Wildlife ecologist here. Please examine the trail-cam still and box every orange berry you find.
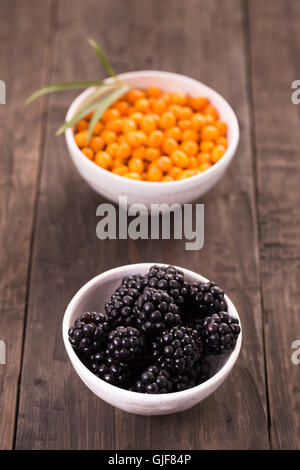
[76,119,88,132]
[162,137,178,155]
[171,149,189,168]
[122,118,136,134]
[94,151,112,169]
[204,104,219,119]
[171,91,187,106]
[147,86,161,98]
[147,164,163,182]
[89,136,104,152]
[215,120,228,136]
[81,147,94,160]
[217,136,228,147]
[101,130,117,145]
[145,148,160,162]
[162,175,174,182]
[118,135,127,144]
[200,141,214,152]
[102,108,120,122]
[178,120,191,131]
[178,169,198,179]
[136,131,147,145]
[92,122,103,135]
[191,113,206,130]
[157,156,172,172]
[178,106,192,120]
[85,111,94,120]
[168,104,182,118]
[187,156,198,169]
[133,147,145,160]
[140,115,157,134]
[125,131,143,148]
[135,98,149,113]
[115,100,130,115]
[112,165,128,176]
[182,129,198,142]
[181,140,198,156]
[124,171,142,180]
[74,131,88,148]
[152,99,167,115]
[165,126,181,141]
[127,89,145,104]
[205,114,215,125]
[197,152,211,165]
[211,145,226,163]
[160,111,176,129]
[128,157,144,173]
[148,130,164,147]
[106,142,119,158]
[190,96,208,111]
[169,167,182,180]
[199,162,212,172]
[106,118,123,133]
[130,112,143,125]
[201,125,219,141]
[117,142,132,160]
[161,92,172,104]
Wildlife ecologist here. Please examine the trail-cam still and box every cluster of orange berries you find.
[74,87,228,182]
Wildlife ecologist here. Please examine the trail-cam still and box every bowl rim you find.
[65,70,239,188]
[62,263,242,401]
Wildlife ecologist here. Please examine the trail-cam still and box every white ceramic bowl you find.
[65,71,239,208]
[62,263,242,416]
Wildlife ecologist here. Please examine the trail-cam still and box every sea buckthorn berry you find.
[125,131,142,148]
[112,165,128,176]
[101,130,117,145]
[201,125,219,141]
[145,148,160,162]
[169,166,182,180]
[178,169,198,179]
[89,136,104,152]
[74,131,88,148]
[76,119,88,132]
[217,136,228,147]
[136,131,147,145]
[165,126,181,141]
[157,156,172,172]
[182,129,198,142]
[148,130,164,147]
[130,112,143,125]
[147,164,163,182]
[102,108,120,122]
[178,120,191,131]
[199,162,212,172]
[181,140,198,156]
[127,89,145,104]
[168,104,182,118]
[81,147,94,160]
[191,113,206,130]
[190,96,208,111]
[106,142,119,158]
[197,152,211,165]
[204,104,219,119]
[187,156,198,169]
[140,115,157,134]
[171,149,189,168]
[122,118,136,134]
[124,171,142,180]
[135,98,149,113]
[118,135,127,144]
[215,120,228,136]
[128,157,144,174]
[171,91,187,106]
[85,111,94,120]
[205,114,215,125]
[161,92,172,104]
[178,106,193,120]
[152,99,167,115]
[132,147,145,160]
[162,137,178,155]
[117,142,132,160]
[115,100,130,115]
[92,122,103,135]
[160,112,176,129]
[200,141,214,152]
[147,86,161,98]
[94,151,112,169]
[162,175,174,182]
[211,145,226,163]
[106,118,123,133]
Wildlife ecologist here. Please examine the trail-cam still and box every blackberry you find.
[133,288,181,335]
[132,365,173,394]
[106,326,145,365]
[173,359,210,391]
[68,311,110,358]
[90,360,131,388]
[188,281,227,319]
[121,274,146,293]
[144,265,188,309]
[105,285,140,327]
[198,311,241,355]
[151,326,201,373]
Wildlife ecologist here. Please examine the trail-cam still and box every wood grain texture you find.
[13,0,270,450]
[248,0,300,449]
[0,0,54,450]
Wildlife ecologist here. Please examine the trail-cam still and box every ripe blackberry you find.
[106,326,145,365]
[133,288,181,335]
[105,285,140,327]
[144,265,188,309]
[132,365,173,394]
[173,359,210,391]
[121,274,146,293]
[90,360,131,388]
[188,281,227,318]
[68,311,110,358]
[151,326,201,373]
[198,311,241,355]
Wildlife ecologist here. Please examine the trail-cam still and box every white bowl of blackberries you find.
[63,263,242,415]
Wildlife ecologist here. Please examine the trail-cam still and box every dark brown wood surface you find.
[0,0,299,450]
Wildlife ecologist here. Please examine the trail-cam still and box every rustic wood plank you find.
[15,0,269,449]
[248,0,300,450]
[0,0,55,450]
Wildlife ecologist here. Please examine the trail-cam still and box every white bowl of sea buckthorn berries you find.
[65,71,239,207]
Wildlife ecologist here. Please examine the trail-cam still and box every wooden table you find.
[0,0,299,450]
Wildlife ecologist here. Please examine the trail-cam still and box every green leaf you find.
[88,38,117,79]
[25,80,108,104]
[87,86,129,142]
[55,84,119,135]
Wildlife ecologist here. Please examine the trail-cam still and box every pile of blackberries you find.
[68,265,241,394]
